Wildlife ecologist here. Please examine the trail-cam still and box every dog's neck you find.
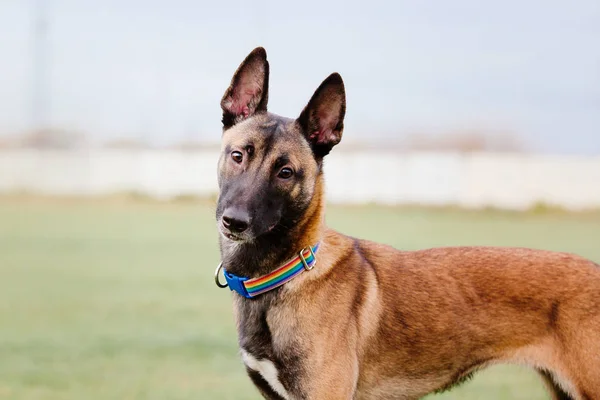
[219,176,325,279]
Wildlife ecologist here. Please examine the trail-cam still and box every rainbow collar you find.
[216,243,320,299]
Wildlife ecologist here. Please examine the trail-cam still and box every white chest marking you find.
[241,349,292,400]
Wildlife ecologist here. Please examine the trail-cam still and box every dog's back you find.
[352,243,600,398]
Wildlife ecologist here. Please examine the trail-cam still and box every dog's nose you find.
[222,209,250,233]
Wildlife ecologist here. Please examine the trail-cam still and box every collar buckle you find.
[299,246,317,271]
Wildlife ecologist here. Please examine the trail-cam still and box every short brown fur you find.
[216,48,600,400]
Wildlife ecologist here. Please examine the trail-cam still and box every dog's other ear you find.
[221,47,269,129]
[297,73,346,158]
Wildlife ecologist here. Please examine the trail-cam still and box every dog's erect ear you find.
[297,73,346,158]
[221,47,269,129]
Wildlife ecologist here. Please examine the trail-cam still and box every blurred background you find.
[1,1,599,399]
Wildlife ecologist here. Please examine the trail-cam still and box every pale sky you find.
[0,0,599,154]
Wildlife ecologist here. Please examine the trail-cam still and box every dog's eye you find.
[278,167,294,179]
[231,151,243,163]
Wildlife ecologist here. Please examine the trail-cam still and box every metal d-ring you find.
[299,246,316,271]
[214,262,228,288]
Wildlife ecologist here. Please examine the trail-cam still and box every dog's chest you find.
[241,349,292,399]
[236,298,304,399]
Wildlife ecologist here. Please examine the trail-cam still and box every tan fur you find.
[246,174,600,399]
[218,47,600,400]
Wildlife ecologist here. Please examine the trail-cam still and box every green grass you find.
[1,199,599,400]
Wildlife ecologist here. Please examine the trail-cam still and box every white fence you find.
[1,149,599,210]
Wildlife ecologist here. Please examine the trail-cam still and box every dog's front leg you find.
[301,352,359,400]
[305,384,356,400]
[247,362,357,400]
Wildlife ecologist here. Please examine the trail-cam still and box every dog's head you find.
[216,47,346,243]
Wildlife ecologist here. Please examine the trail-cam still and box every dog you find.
[214,47,600,400]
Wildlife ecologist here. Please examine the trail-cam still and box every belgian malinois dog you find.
[214,47,600,400]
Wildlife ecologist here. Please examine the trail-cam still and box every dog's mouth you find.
[219,227,246,242]
[224,231,243,241]
[218,222,279,243]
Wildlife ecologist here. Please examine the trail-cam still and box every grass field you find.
[1,198,599,400]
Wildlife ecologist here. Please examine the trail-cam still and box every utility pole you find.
[32,0,50,132]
